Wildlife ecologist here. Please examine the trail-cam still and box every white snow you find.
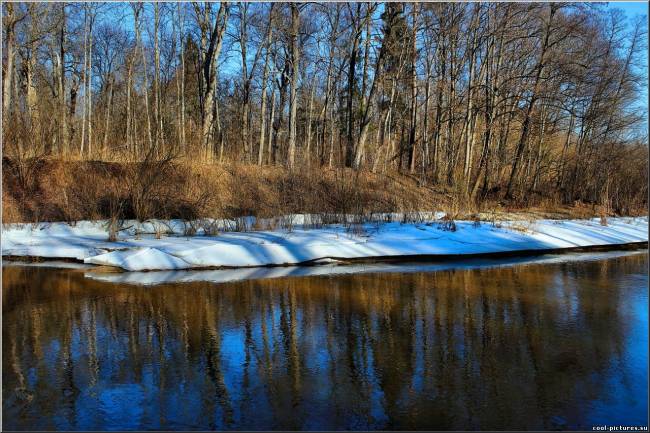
[84,247,191,271]
[80,250,647,286]
[2,216,647,272]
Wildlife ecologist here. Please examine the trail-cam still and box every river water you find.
[2,251,648,430]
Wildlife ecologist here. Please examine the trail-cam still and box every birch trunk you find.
[102,76,114,156]
[407,4,418,173]
[133,4,153,152]
[268,88,276,165]
[257,5,274,165]
[80,8,88,155]
[286,4,300,169]
[2,4,16,125]
[178,4,186,150]
[87,23,93,157]
[305,82,315,167]
[154,3,162,150]
[201,3,229,156]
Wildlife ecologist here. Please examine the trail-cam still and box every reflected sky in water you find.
[3,252,648,430]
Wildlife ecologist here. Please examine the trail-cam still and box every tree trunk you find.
[272,61,288,165]
[422,67,431,172]
[258,82,269,165]
[257,5,274,166]
[102,76,114,156]
[87,22,93,157]
[239,2,250,161]
[305,82,315,167]
[58,4,68,154]
[286,4,300,169]
[407,4,418,173]
[463,7,479,183]
[505,5,556,198]
[26,47,39,140]
[268,87,276,165]
[80,7,88,155]
[432,33,445,182]
[133,4,153,152]
[345,3,362,167]
[352,3,397,169]
[126,58,133,154]
[2,4,18,127]
[178,4,186,150]
[201,3,229,157]
[154,3,162,150]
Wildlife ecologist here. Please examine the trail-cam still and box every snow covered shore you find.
[2,216,647,272]
[78,250,647,286]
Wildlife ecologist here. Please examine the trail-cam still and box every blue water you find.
[3,251,648,430]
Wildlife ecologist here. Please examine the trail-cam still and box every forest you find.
[2,2,648,224]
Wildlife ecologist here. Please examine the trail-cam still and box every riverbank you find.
[5,159,646,227]
[2,216,647,271]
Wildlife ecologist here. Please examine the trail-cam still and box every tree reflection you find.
[3,253,648,430]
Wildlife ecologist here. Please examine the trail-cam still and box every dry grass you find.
[2,157,642,226]
[3,158,440,224]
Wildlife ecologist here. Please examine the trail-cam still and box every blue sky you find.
[611,1,649,18]
[608,2,649,119]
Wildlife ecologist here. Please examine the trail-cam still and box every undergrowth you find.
[3,158,642,231]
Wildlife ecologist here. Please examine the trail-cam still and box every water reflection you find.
[3,253,648,430]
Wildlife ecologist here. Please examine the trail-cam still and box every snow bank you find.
[84,247,191,271]
[2,216,647,271]
[81,250,647,286]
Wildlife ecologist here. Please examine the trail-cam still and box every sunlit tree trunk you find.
[286,4,300,169]
[200,2,229,158]
[257,4,274,166]
[154,2,162,151]
[132,3,153,152]
[407,4,419,173]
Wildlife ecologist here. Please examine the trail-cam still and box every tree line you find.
[2,2,648,208]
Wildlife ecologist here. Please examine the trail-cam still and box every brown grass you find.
[2,157,642,225]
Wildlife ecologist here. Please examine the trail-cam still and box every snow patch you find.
[84,247,191,271]
[2,216,647,272]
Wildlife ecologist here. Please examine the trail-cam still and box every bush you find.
[437,214,457,232]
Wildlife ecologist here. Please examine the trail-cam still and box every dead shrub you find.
[437,216,457,232]
[126,155,179,221]
[199,218,220,236]
[8,159,622,233]
[303,214,324,229]
[600,214,608,226]
[2,189,22,223]
[181,220,199,236]
[2,157,47,222]
[470,214,481,228]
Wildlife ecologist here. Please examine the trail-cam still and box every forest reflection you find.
[3,253,648,431]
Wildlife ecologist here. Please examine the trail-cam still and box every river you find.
[2,250,648,430]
